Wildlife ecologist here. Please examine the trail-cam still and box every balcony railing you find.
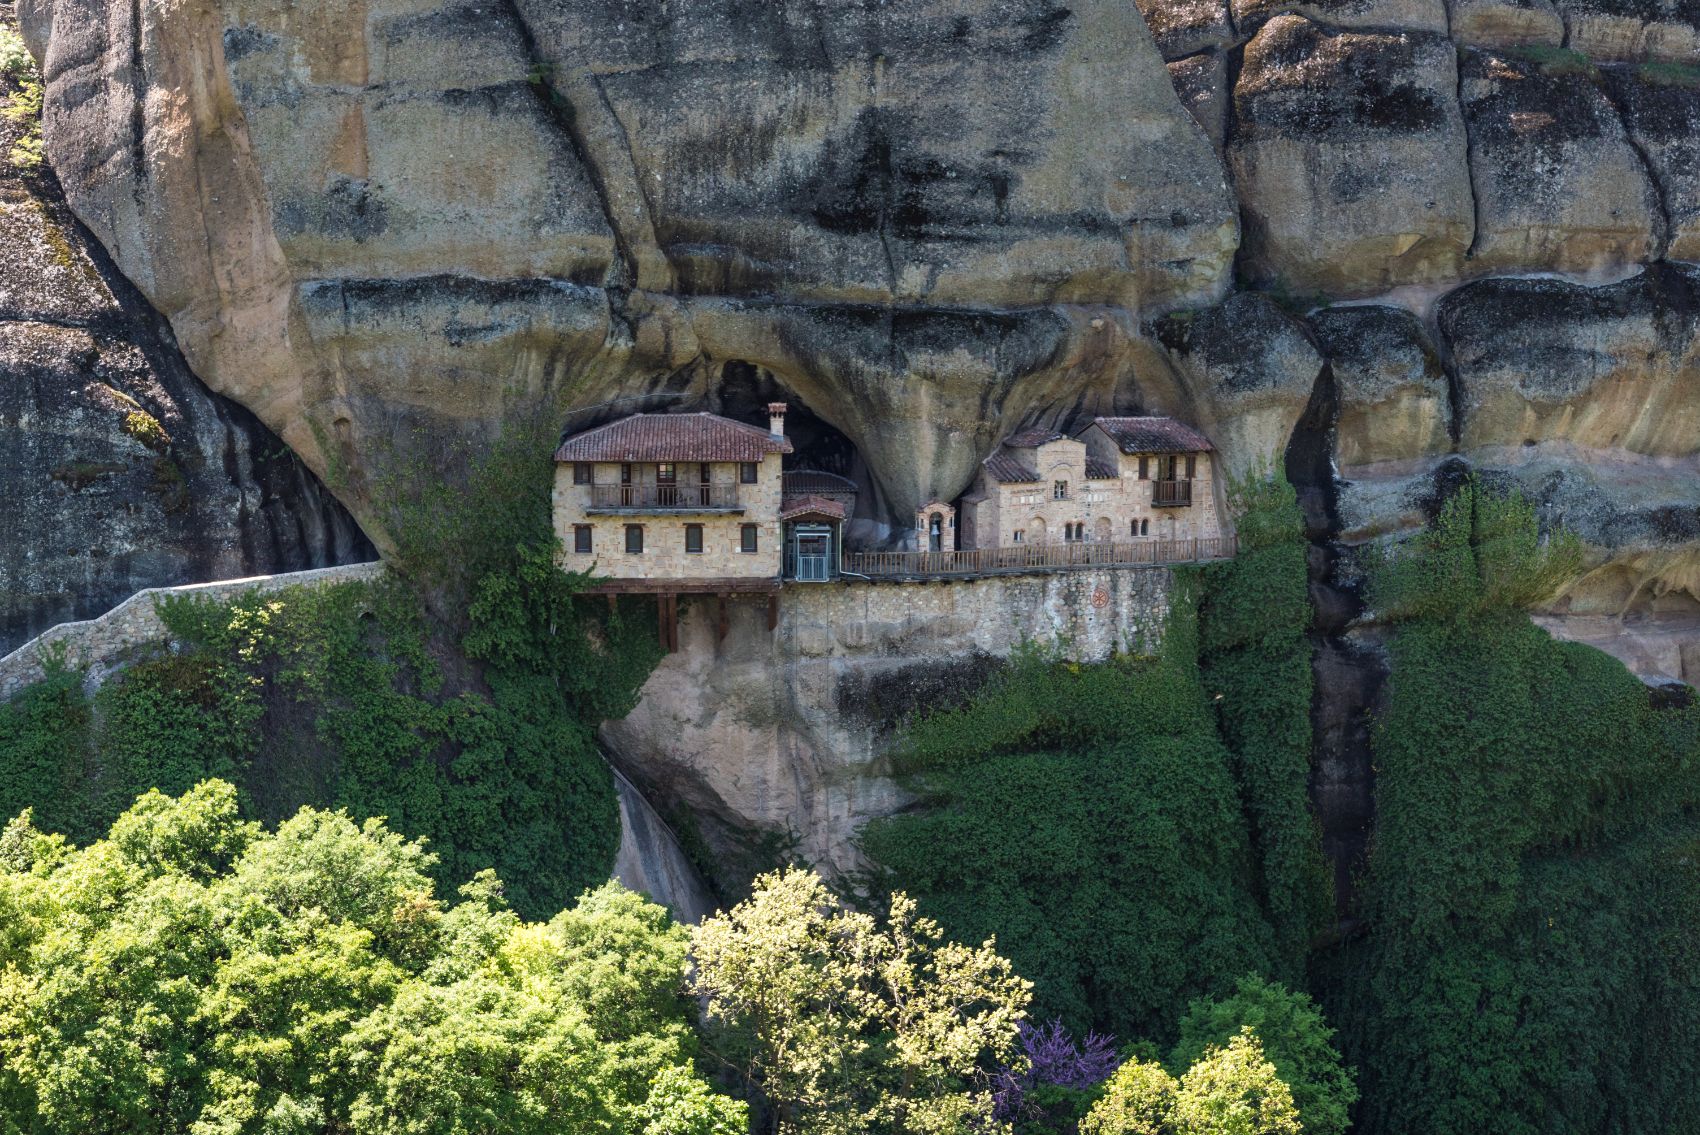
[587,483,742,511]
[1151,479,1193,507]
[846,536,1235,579]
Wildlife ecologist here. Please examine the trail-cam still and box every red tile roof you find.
[555,412,793,463]
[782,469,858,497]
[1005,427,1069,448]
[1089,417,1214,454]
[983,451,1041,484]
[1086,458,1119,481]
[780,495,847,521]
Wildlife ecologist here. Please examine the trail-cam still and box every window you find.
[685,524,703,554]
[656,462,676,485]
[1053,480,1069,500]
[624,524,643,554]
[1185,453,1197,479]
[620,463,633,485]
[574,524,593,553]
[698,463,712,484]
[573,463,592,485]
[1131,519,1139,538]
[740,524,759,554]
[1141,518,1150,536]
[739,462,759,484]
[1013,529,1025,543]
[1138,456,1149,480]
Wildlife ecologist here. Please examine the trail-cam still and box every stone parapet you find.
[0,561,386,701]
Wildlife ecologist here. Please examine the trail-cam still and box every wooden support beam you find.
[767,593,780,632]
[656,595,670,652]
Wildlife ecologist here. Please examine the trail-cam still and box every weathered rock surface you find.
[1448,0,1567,47]
[1461,50,1661,275]
[1556,0,1700,62]
[1168,52,1231,150]
[0,89,371,655]
[1137,0,1235,58]
[1231,17,1473,295]
[1311,305,1452,470]
[1232,0,1449,34]
[1152,292,1325,474]
[17,0,1239,528]
[602,565,1179,886]
[1609,69,1700,263]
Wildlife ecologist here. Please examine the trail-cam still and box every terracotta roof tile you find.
[782,470,858,497]
[555,412,793,463]
[1086,458,1119,480]
[780,495,847,521]
[1089,416,1214,454]
[1005,427,1069,448]
[983,451,1041,483]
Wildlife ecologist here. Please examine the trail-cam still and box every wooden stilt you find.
[767,593,780,632]
[657,595,670,652]
[606,594,617,614]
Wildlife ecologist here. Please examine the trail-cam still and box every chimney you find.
[767,402,788,439]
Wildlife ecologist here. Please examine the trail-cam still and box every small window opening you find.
[1053,480,1069,500]
[685,524,703,554]
[624,524,644,554]
[573,525,592,554]
[573,463,592,485]
[739,462,759,484]
[740,524,759,553]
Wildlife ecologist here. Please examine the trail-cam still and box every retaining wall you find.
[0,561,387,700]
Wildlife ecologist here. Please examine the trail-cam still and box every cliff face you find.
[13,0,1700,875]
[0,48,372,655]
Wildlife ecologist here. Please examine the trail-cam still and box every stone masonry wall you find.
[553,456,785,581]
[0,562,386,700]
[601,563,1178,885]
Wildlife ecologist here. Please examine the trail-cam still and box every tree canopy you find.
[0,781,745,1135]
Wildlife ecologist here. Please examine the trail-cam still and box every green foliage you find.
[0,25,43,172]
[1195,474,1331,976]
[1507,43,1597,77]
[1084,1030,1300,1135]
[1367,479,1582,623]
[691,865,1031,1135]
[0,782,741,1135]
[1323,485,1700,1135]
[1170,977,1355,1135]
[1,422,661,921]
[1639,59,1700,86]
[864,602,1278,1042]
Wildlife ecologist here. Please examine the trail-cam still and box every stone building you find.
[553,406,793,585]
[958,418,1222,549]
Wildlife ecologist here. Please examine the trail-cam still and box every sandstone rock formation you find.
[1232,17,1473,295]
[15,0,1700,870]
[17,0,1239,530]
[0,88,370,655]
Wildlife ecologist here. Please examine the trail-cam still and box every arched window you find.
[929,512,944,552]
[1141,518,1150,536]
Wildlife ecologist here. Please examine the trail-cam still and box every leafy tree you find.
[691,865,1031,1135]
[1169,977,1354,1135]
[862,613,1276,1041]
[1322,480,1700,1135]
[0,781,743,1134]
[1083,1031,1299,1135]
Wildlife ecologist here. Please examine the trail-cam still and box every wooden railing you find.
[1151,479,1193,507]
[846,536,1235,578]
[588,483,741,510]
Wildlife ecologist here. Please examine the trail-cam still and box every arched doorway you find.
[928,512,944,552]
[1029,517,1047,544]
[1094,517,1111,543]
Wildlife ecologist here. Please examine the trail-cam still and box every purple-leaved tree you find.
[993,1019,1123,1121]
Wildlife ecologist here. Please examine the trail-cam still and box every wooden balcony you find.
[845,536,1235,580]
[1151,479,1193,507]
[586,483,743,513]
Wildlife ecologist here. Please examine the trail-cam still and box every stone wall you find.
[0,561,386,700]
[601,563,1179,886]
[553,456,785,581]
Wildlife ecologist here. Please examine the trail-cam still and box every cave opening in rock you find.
[712,360,859,481]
